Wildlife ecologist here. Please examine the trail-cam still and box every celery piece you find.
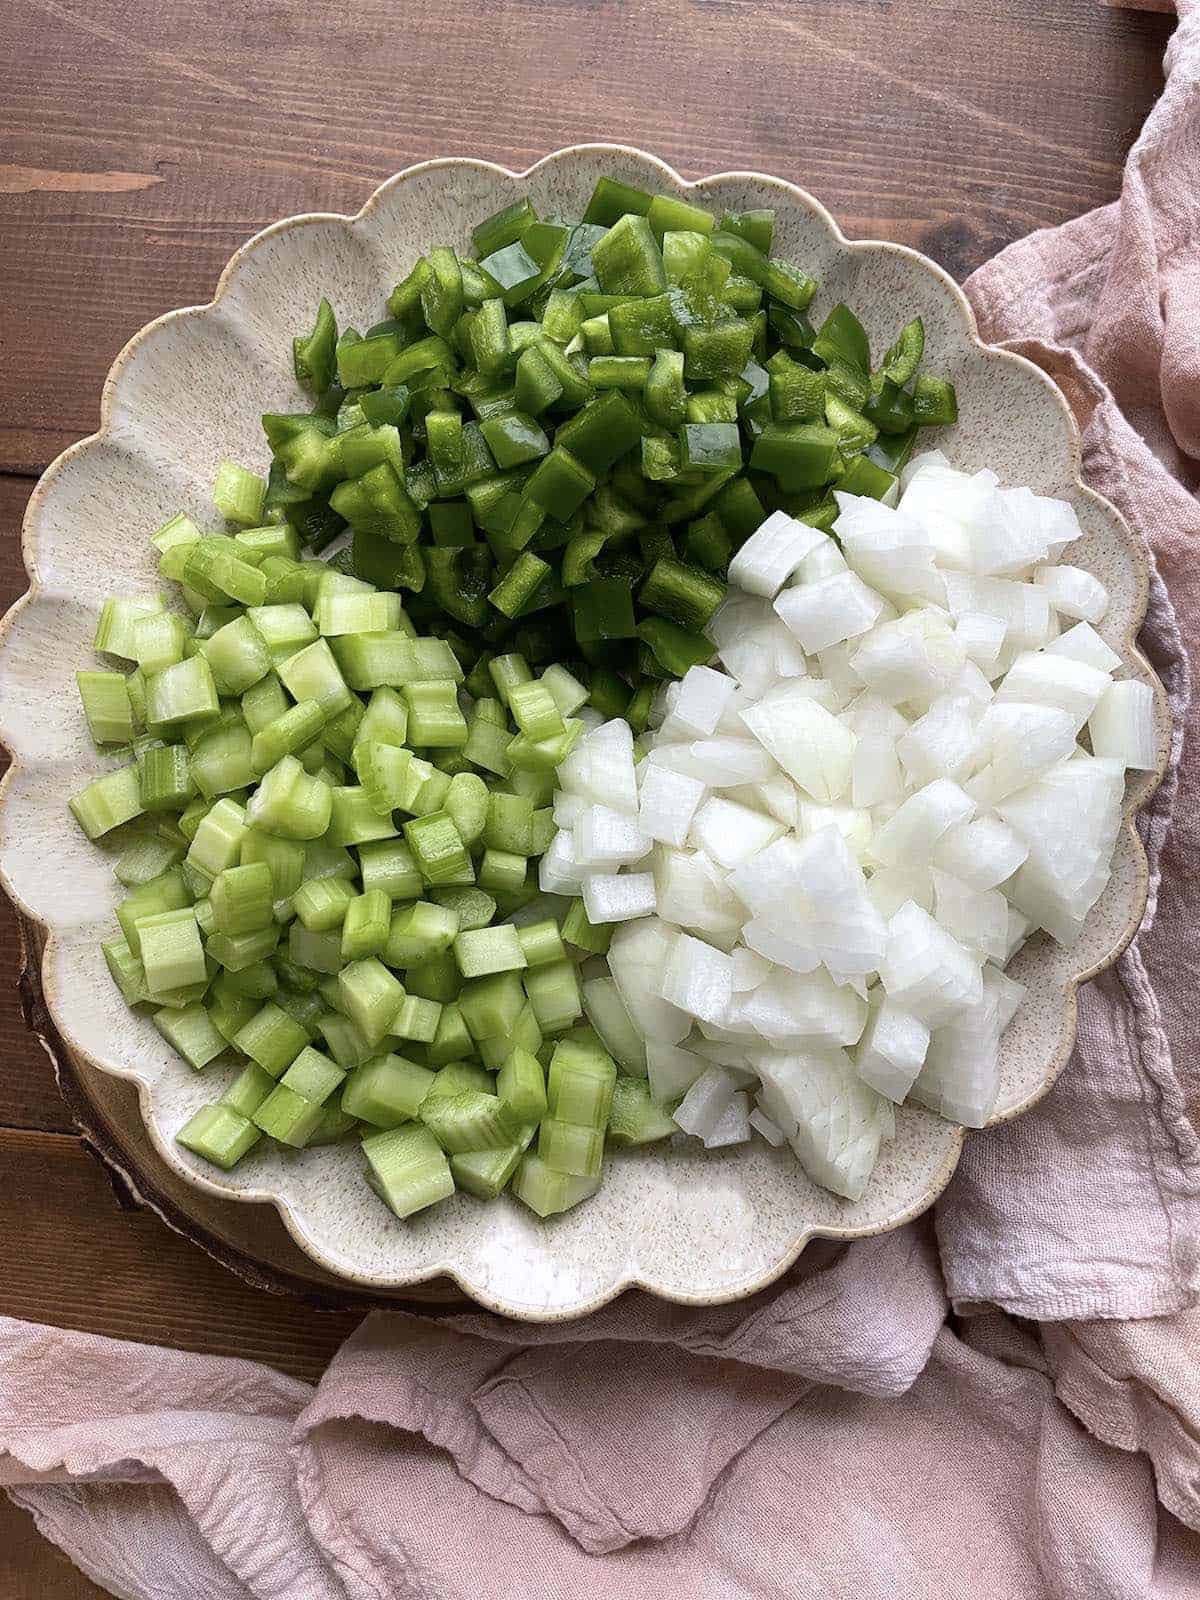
[426,1060,493,1098]
[326,784,400,847]
[116,867,189,956]
[70,764,144,839]
[427,1002,474,1066]
[390,994,442,1044]
[190,721,254,801]
[385,901,459,967]
[209,860,274,935]
[453,924,527,979]
[234,1001,310,1077]
[340,888,390,963]
[240,673,290,736]
[547,1035,616,1127]
[458,970,526,1042]
[94,595,167,661]
[451,1128,535,1201]
[539,664,588,717]
[359,838,423,900]
[477,1000,543,1069]
[317,1012,373,1069]
[343,1053,435,1128]
[220,1060,277,1118]
[114,829,186,888]
[497,1044,547,1124]
[77,670,135,745]
[607,1076,678,1146]
[524,959,583,1035]
[354,686,409,751]
[277,638,352,719]
[444,772,489,846]
[213,461,267,527]
[246,755,332,841]
[137,907,206,998]
[247,601,318,661]
[537,1117,604,1179]
[293,875,356,931]
[362,1123,454,1219]
[511,1151,599,1218]
[404,952,460,1002]
[338,957,405,1047]
[177,1103,261,1169]
[145,654,220,729]
[420,1089,514,1154]
[515,919,566,969]
[561,897,613,955]
[153,1001,227,1070]
[207,924,280,973]
[430,885,496,931]
[478,849,527,895]
[202,615,273,695]
[252,1083,326,1147]
[483,792,533,855]
[223,959,277,1000]
[208,976,259,1044]
[240,828,305,899]
[404,811,473,886]
[306,1103,360,1144]
[402,678,468,748]
[280,1045,345,1106]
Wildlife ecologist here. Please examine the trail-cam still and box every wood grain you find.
[0,0,1172,471]
[0,1498,110,1600]
[0,1128,364,1380]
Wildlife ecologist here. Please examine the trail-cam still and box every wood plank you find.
[0,1498,111,1600]
[0,1128,364,1381]
[0,473,79,1133]
[0,0,1171,469]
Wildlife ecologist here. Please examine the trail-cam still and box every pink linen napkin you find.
[6,8,1200,1593]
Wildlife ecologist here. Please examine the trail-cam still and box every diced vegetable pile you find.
[546,451,1157,1197]
[66,175,1152,1222]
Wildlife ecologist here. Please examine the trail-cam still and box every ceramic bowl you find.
[0,145,1170,1320]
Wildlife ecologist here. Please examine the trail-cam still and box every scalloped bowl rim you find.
[0,144,1168,1319]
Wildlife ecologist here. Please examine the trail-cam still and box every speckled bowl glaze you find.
[0,147,1170,1319]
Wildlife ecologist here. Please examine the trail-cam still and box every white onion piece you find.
[1089,679,1157,770]
[659,934,733,1024]
[582,976,647,1075]
[727,510,826,597]
[1045,621,1122,674]
[654,849,742,942]
[690,795,785,868]
[667,665,739,737]
[673,1065,738,1139]
[855,999,930,1102]
[956,610,1007,672]
[741,686,856,802]
[582,871,656,924]
[897,695,979,785]
[870,779,975,866]
[538,829,587,895]
[749,1105,786,1146]
[995,651,1110,732]
[731,946,772,991]
[934,816,1028,890]
[1034,563,1109,623]
[646,1039,706,1103]
[703,1091,751,1148]
[607,919,689,1045]
[574,804,652,869]
[773,571,885,652]
[688,738,777,785]
[638,762,706,847]
[879,901,984,1025]
[755,1048,887,1200]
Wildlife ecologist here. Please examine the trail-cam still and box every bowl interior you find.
[0,148,1167,1317]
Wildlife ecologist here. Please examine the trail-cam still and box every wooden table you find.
[0,0,1175,1591]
